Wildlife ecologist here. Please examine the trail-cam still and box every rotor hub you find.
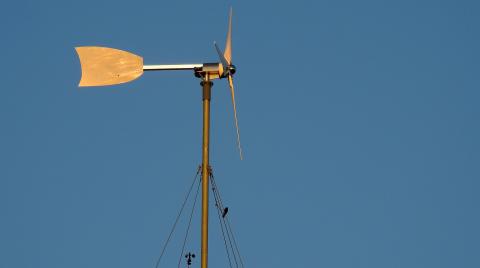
[228,64,236,75]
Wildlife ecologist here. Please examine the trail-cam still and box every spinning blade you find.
[215,7,243,160]
[224,7,232,64]
[214,42,229,75]
[228,75,243,160]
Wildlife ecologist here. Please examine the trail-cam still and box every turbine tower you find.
[75,8,241,268]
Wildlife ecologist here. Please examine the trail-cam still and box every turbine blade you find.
[228,74,243,160]
[224,7,233,64]
[214,41,229,74]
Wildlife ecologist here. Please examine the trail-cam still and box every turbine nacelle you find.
[193,63,236,79]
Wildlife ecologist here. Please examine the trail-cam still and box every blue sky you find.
[1,0,479,267]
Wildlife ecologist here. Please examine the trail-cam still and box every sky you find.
[1,0,479,267]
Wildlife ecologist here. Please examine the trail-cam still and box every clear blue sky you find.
[1,0,479,267]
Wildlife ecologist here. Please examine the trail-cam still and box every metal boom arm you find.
[143,64,203,71]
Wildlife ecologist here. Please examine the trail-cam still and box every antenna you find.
[185,252,196,267]
[75,8,241,268]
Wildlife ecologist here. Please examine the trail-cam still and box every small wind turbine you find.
[75,8,241,268]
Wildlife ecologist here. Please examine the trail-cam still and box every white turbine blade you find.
[224,7,233,64]
[214,42,229,73]
[228,74,243,160]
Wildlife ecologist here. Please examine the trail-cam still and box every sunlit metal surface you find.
[75,46,144,87]
[143,64,203,71]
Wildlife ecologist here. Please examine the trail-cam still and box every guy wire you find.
[210,172,244,267]
[211,173,234,268]
[177,178,201,268]
[155,166,201,268]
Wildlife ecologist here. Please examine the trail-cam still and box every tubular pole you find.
[201,78,213,268]
[143,64,203,71]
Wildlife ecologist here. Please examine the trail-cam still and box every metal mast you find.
[200,77,212,268]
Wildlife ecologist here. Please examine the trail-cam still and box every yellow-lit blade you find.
[224,7,233,64]
[75,46,143,87]
[228,75,243,160]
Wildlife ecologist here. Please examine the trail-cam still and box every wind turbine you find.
[75,8,241,268]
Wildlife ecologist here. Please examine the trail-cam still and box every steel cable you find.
[212,179,234,268]
[210,173,244,268]
[177,178,201,268]
[155,167,200,268]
